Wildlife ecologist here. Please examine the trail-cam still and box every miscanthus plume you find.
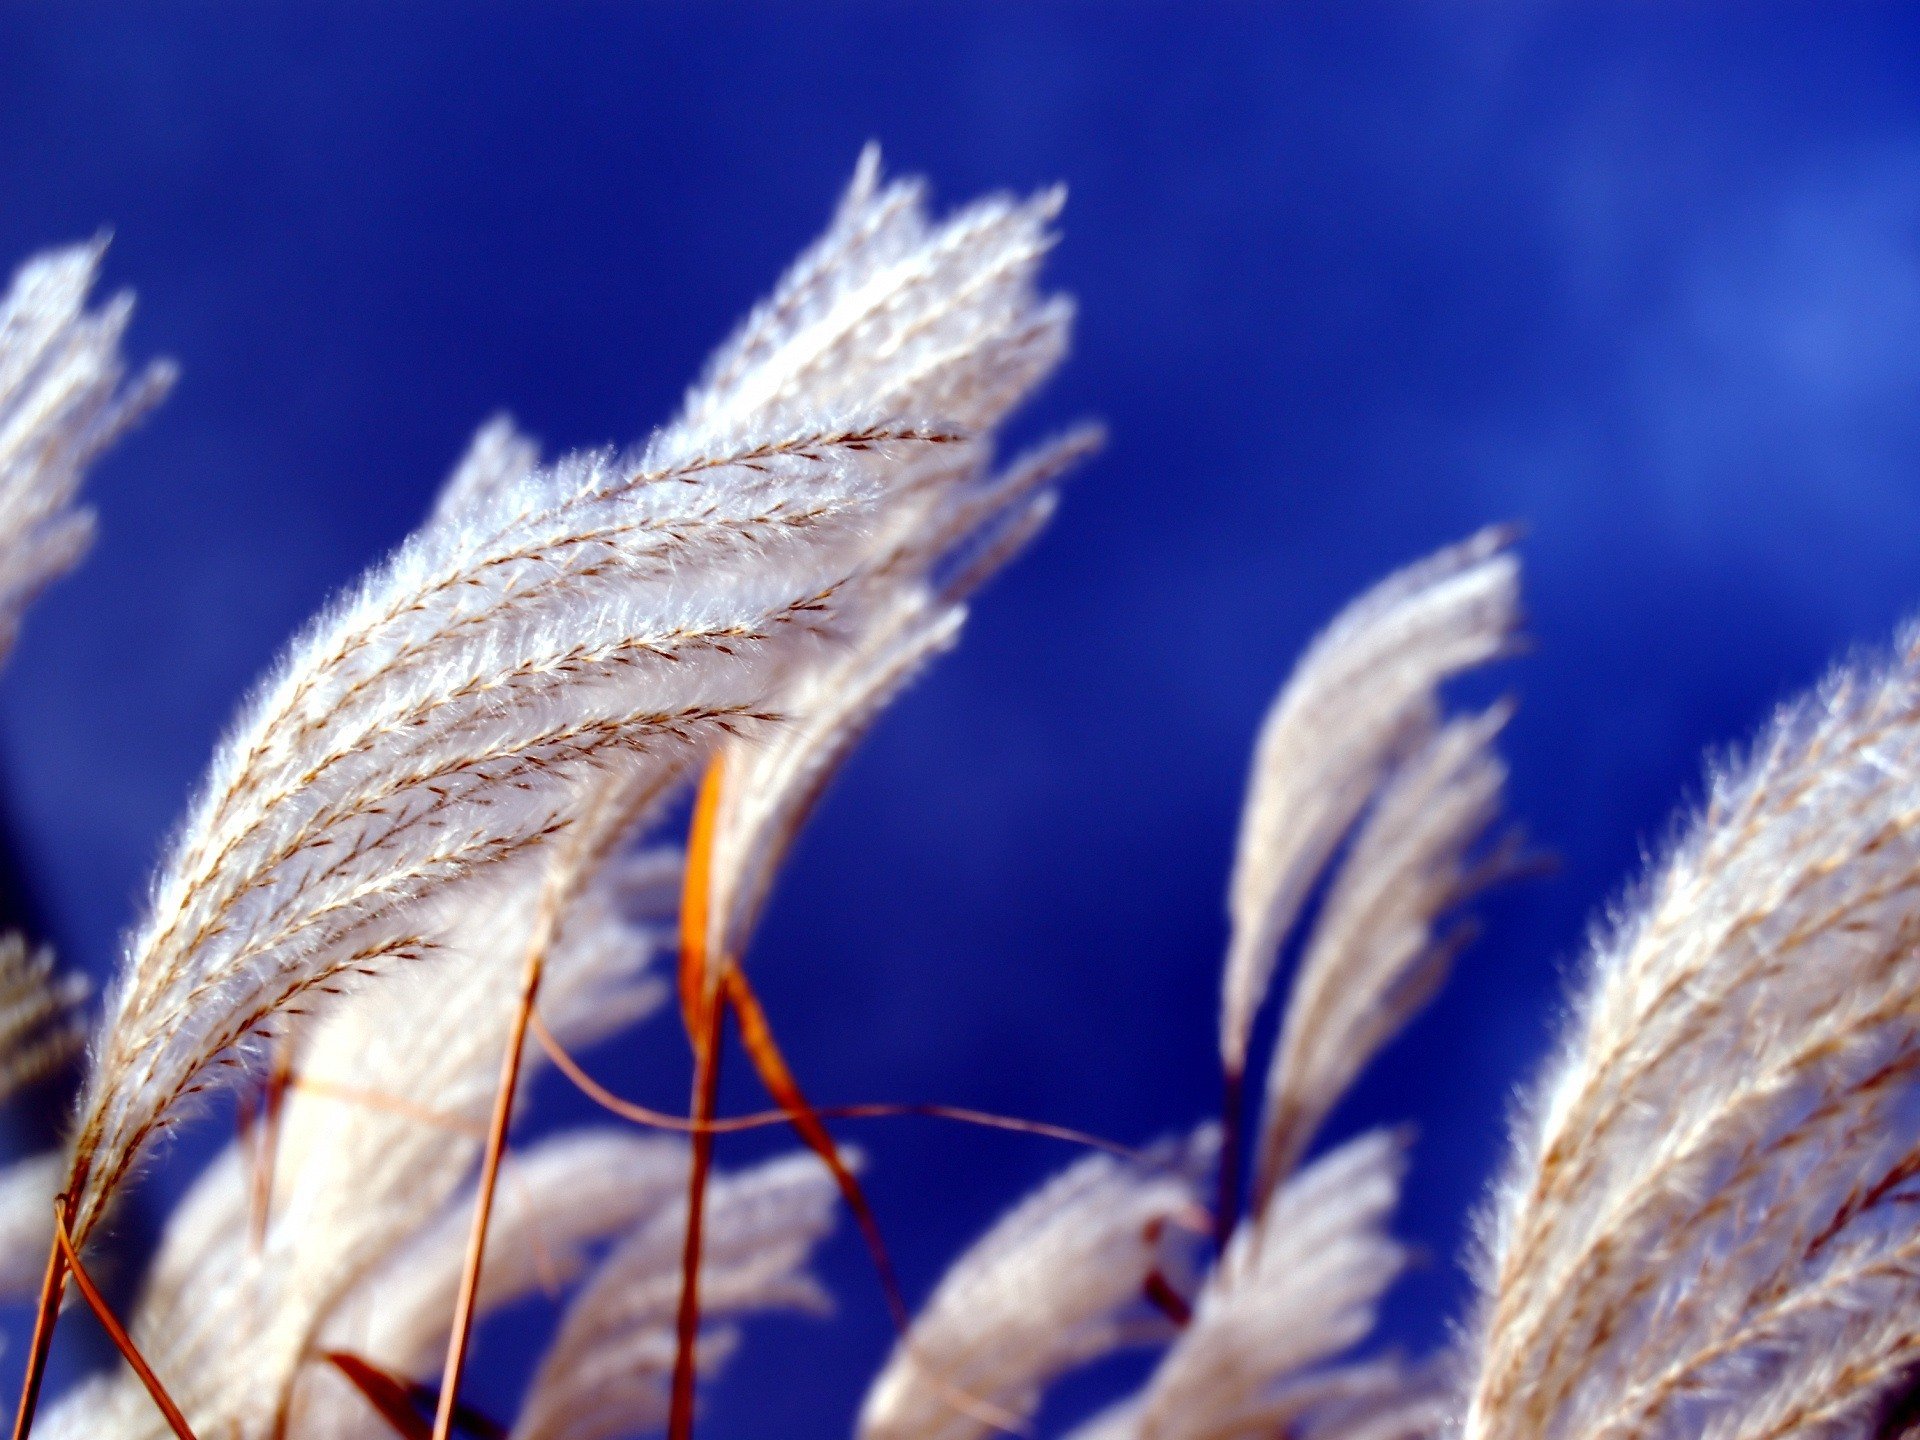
[0,147,1914,1440]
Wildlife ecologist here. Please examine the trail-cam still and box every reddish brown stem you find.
[52,1201,197,1440]
[665,992,726,1440]
[326,1352,506,1440]
[429,931,546,1440]
[1143,1270,1193,1327]
[530,999,1140,1157]
[9,1203,68,1440]
[721,966,910,1330]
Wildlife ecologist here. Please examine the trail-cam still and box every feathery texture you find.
[683,143,1095,975]
[515,1151,841,1440]
[430,413,541,528]
[702,427,1096,970]
[69,419,912,1241]
[46,845,673,1440]
[1220,526,1519,1077]
[326,1128,690,1384]
[0,239,173,660]
[1121,1132,1413,1440]
[69,144,1079,1250]
[1252,701,1513,1205]
[1053,535,1522,1440]
[1467,623,1920,1440]
[857,1132,1214,1440]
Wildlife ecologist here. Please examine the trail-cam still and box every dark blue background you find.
[4,6,1919,1436]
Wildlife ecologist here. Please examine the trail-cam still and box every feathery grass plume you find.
[1251,701,1515,1206]
[1465,622,1920,1440]
[429,414,541,529]
[1220,525,1518,1079]
[1119,1132,1414,1440]
[515,1151,841,1440]
[43,845,673,1440]
[0,240,174,660]
[68,144,1084,1254]
[1051,534,1521,1440]
[65,376,958,1248]
[667,143,1071,458]
[324,1129,690,1385]
[626,146,1089,1440]
[857,1131,1215,1440]
[699,426,1097,981]
[677,142,1096,979]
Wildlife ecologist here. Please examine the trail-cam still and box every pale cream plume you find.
[1252,701,1514,1205]
[514,1151,842,1440]
[1123,1132,1413,1440]
[1467,623,1920,1440]
[0,239,173,659]
[858,1133,1214,1440]
[45,846,672,1440]
[1053,534,1520,1440]
[1220,526,1519,1079]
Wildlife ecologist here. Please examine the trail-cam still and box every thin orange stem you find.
[666,992,725,1440]
[9,1203,68,1440]
[677,760,727,1044]
[529,1003,1141,1157]
[429,921,550,1440]
[52,1201,196,1440]
[666,757,730,1440]
[721,966,910,1330]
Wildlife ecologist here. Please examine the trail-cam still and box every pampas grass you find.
[0,147,1917,1440]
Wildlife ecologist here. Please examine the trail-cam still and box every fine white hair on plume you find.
[857,1131,1215,1440]
[1466,622,1920,1440]
[44,840,672,1440]
[847,539,1523,1440]
[1220,525,1520,1080]
[686,141,1099,979]
[0,934,88,1104]
[1252,699,1515,1206]
[67,140,1087,1254]
[0,238,174,660]
[1115,1131,1415,1440]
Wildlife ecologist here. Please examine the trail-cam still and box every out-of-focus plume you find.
[857,1133,1214,1440]
[514,1152,842,1440]
[0,239,173,660]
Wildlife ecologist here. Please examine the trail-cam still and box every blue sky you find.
[4,6,1920,1435]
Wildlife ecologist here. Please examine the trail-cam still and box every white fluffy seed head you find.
[61,842,672,1440]
[1220,526,1519,1076]
[514,1150,842,1440]
[1466,624,1920,1440]
[68,143,1084,1246]
[857,1131,1215,1440]
[0,238,173,661]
